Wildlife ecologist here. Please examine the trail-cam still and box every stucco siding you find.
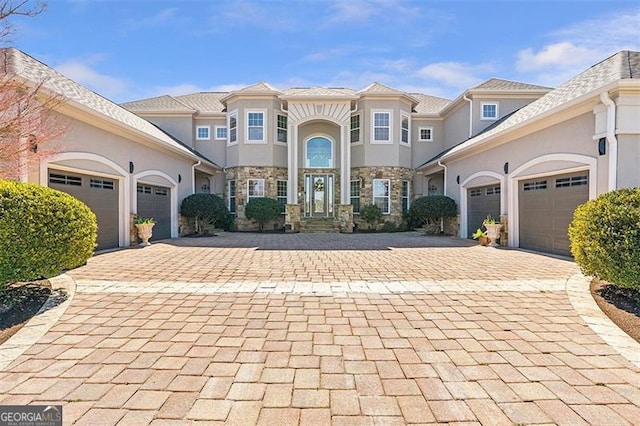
[618,134,640,188]
[142,116,194,148]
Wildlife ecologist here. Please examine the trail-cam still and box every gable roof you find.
[410,93,452,115]
[281,86,358,98]
[3,48,219,168]
[174,93,226,114]
[421,50,640,169]
[471,78,552,92]
[121,95,195,113]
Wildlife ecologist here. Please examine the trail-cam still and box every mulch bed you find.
[590,279,640,342]
[0,281,51,345]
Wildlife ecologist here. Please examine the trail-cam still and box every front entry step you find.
[300,218,338,233]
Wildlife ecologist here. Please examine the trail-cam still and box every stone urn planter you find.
[134,219,155,246]
[484,223,503,247]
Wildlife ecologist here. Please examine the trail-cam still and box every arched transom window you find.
[306,136,333,168]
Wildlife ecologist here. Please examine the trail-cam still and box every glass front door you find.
[304,174,334,217]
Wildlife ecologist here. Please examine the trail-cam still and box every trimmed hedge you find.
[569,187,640,291]
[245,197,280,231]
[360,204,383,230]
[0,180,97,285]
[180,194,232,231]
[407,195,458,228]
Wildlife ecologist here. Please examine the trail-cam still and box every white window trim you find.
[305,135,334,169]
[247,178,265,203]
[402,180,411,213]
[481,102,499,121]
[275,112,287,146]
[371,109,393,144]
[227,110,238,146]
[400,113,411,146]
[418,126,434,142]
[246,109,267,144]
[227,180,236,214]
[373,178,391,214]
[196,125,210,141]
[350,179,361,214]
[276,179,287,214]
[215,125,227,140]
[350,113,362,145]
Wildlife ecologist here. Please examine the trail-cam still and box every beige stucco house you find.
[5,48,639,256]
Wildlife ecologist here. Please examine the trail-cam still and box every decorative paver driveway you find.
[1,232,639,425]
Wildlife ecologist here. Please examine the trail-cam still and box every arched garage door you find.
[136,184,171,241]
[467,184,500,238]
[48,169,119,250]
[519,172,589,256]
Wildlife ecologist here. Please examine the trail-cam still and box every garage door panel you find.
[519,172,588,256]
[467,184,500,238]
[137,184,171,241]
[48,170,119,250]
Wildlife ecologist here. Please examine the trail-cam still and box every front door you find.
[305,174,334,217]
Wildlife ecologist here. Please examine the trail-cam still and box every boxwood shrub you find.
[407,195,458,229]
[245,197,280,232]
[180,193,232,231]
[569,187,640,291]
[0,180,97,285]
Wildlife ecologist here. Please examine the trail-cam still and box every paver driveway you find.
[1,232,639,425]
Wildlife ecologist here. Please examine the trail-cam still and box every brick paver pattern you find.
[1,233,639,425]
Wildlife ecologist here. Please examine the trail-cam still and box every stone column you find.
[337,204,354,233]
[499,214,509,247]
[285,204,301,232]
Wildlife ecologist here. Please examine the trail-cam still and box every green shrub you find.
[408,196,457,229]
[360,204,383,230]
[0,180,97,285]
[381,220,397,233]
[245,197,280,232]
[180,194,232,231]
[569,187,640,291]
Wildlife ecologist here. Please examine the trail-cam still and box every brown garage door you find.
[137,184,171,241]
[48,169,119,250]
[519,172,589,256]
[467,184,500,238]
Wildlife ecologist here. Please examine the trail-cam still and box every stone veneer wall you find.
[351,167,414,229]
[226,166,288,231]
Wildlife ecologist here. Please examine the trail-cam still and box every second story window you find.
[247,110,265,142]
[350,114,360,143]
[418,126,433,142]
[481,102,499,120]
[401,114,410,144]
[277,114,288,143]
[196,126,210,140]
[215,126,227,140]
[372,111,391,143]
[228,111,238,144]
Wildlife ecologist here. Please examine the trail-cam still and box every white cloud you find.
[303,48,352,62]
[416,61,493,89]
[55,58,129,100]
[122,8,180,33]
[327,0,422,24]
[216,2,295,31]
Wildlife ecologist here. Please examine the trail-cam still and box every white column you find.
[340,122,351,204]
[288,122,299,203]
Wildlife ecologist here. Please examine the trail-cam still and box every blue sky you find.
[10,0,640,103]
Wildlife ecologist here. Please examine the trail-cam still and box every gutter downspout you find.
[437,160,447,233]
[600,92,618,191]
[463,95,472,138]
[191,160,201,194]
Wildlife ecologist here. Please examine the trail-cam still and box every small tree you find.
[245,197,280,232]
[360,203,383,230]
[408,196,457,234]
[180,194,231,233]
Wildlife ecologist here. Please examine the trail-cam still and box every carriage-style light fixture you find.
[503,162,509,174]
[178,174,182,183]
[456,175,460,184]
[129,161,134,173]
[598,138,606,156]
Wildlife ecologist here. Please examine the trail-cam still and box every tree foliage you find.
[180,193,231,231]
[245,197,280,232]
[360,203,383,230]
[407,196,458,227]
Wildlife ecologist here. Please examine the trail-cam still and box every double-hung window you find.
[350,114,360,143]
[228,111,238,144]
[401,180,410,215]
[196,126,210,140]
[277,180,287,213]
[228,180,236,214]
[215,126,227,140]
[247,110,265,142]
[401,114,410,144]
[372,111,391,143]
[276,114,288,143]
[481,102,498,120]
[373,179,390,214]
[247,179,265,202]
[418,126,433,142]
[350,180,361,214]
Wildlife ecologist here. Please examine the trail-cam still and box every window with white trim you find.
[228,180,236,214]
[247,179,265,202]
[373,178,390,214]
[215,126,227,140]
[481,102,498,120]
[401,180,410,214]
[350,114,360,143]
[276,114,287,143]
[418,126,433,142]
[350,180,361,214]
[228,111,237,144]
[372,110,391,143]
[401,114,410,144]
[196,126,210,140]
[247,110,265,142]
[277,180,287,214]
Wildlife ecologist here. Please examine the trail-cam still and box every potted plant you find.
[471,228,489,246]
[482,215,502,247]
[134,217,155,246]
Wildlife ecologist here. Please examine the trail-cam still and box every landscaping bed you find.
[590,279,640,342]
[0,281,51,345]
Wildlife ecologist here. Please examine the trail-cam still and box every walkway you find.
[1,232,639,425]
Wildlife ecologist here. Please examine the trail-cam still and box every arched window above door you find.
[305,136,333,168]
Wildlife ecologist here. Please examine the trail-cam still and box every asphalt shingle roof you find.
[282,87,357,97]
[174,93,226,114]
[121,95,194,112]
[472,78,552,91]
[410,93,452,114]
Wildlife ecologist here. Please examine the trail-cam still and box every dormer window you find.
[481,102,499,120]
